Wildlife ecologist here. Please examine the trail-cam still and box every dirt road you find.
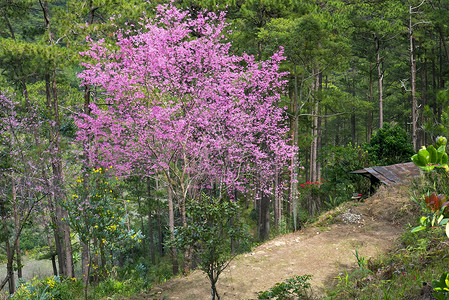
[144,184,417,299]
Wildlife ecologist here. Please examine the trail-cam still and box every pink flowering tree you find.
[77,3,296,273]
[0,91,48,293]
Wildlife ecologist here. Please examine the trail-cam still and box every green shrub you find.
[11,276,83,300]
[363,122,414,165]
[257,275,313,299]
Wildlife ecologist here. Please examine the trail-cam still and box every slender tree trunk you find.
[273,168,280,228]
[367,62,374,142]
[100,240,106,280]
[5,236,14,294]
[46,229,58,276]
[81,86,91,288]
[375,34,384,129]
[210,274,220,300]
[155,177,164,256]
[258,192,270,242]
[45,74,66,277]
[147,179,156,265]
[167,184,179,275]
[409,4,418,151]
[437,25,449,65]
[335,114,341,146]
[351,67,357,146]
[41,1,73,277]
[420,56,427,146]
[92,236,99,284]
[310,69,320,182]
[317,80,322,181]
[1,197,14,294]
[81,242,89,286]
[290,64,301,231]
[11,171,22,279]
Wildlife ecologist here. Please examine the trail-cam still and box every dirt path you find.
[142,185,418,299]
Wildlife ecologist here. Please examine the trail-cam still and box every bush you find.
[363,122,414,165]
[257,275,313,299]
[11,276,83,300]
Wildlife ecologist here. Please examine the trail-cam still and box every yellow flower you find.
[47,277,55,289]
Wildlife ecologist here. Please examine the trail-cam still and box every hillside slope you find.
[145,184,418,299]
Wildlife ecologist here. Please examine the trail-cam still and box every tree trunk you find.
[309,69,320,182]
[1,196,14,294]
[40,1,73,277]
[273,168,280,228]
[147,179,156,265]
[290,65,300,231]
[81,241,89,285]
[11,171,22,279]
[92,236,99,284]
[258,192,270,242]
[5,239,14,294]
[167,184,179,275]
[420,57,427,146]
[375,34,384,129]
[409,4,418,151]
[210,274,220,300]
[46,230,58,276]
[148,212,156,263]
[367,62,374,142]
[81,85,91,286]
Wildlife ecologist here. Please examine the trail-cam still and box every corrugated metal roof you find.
[351,162,421,185]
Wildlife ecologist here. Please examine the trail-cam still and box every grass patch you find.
[326,226,449,299]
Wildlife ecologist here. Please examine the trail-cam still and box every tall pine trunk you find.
[409,4,418,151]
[375,34,384,129]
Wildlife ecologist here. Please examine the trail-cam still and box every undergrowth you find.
[326,225,449,299]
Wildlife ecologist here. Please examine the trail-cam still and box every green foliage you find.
[257,275,313,299]
[298,180,324,217]
[353,250,370,271]
[11,276,83,300]
[430,273,449,300]
[411,137,449,237]
[327,224,449,299]
[10,274,144,300]
[172,194,248,298]
[320,144,371,205]
[412,136,448,171]
[173,194,248,262]
[92,277,144,299]
[363,123,414,165]
[423,89,449,139]
[65,167,140,247]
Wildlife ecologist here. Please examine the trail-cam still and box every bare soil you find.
[138,184,419,300]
